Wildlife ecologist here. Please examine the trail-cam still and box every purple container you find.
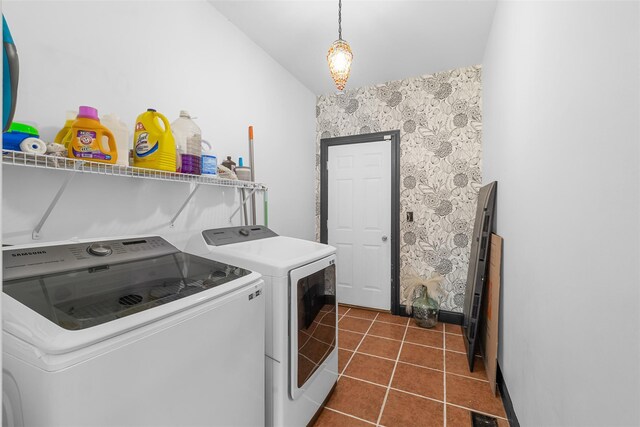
[181,154,202,175]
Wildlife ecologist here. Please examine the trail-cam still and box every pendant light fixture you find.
[327,0,353,91]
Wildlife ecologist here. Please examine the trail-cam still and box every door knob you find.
[382,235,388,242]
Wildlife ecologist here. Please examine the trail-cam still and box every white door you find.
[327,141,391,310]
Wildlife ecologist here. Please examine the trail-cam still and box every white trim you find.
[443,321,447,426]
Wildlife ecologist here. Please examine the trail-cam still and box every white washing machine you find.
[2,236,265,427]
[185,226,338,427]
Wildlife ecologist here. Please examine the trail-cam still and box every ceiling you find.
[210,0,497,95]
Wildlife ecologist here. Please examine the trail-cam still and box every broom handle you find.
[249,126,257,225]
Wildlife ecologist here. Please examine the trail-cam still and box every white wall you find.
[483,1,640,425]
[2,0,316,246]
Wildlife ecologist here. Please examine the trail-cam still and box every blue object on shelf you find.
[3,122,38,151]
[202,154,217,175]
[3,132,30,151]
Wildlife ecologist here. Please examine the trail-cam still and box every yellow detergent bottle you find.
[68,106,117,164]
[133,109,176,172]
[54,110,76,147]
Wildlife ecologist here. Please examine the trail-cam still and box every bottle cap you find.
[180,110,191,118]
[8,122,39,136]
[147,108,157,112]
[78,106,99,120]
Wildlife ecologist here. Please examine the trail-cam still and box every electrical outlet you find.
[407,212,413,222]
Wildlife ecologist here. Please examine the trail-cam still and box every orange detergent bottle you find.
[68,106,117,164]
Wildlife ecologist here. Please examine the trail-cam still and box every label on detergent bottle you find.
[72,130,112,161]
[134,122,158,157]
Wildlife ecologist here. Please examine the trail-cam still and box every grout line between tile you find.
[374,313,410,426]
[336,313,508,425]
[341,373,389,389]
[442,370,489,383]
[346,348,490,384]
[343,314,418,328]
[445,402,509,421]
[339,330,485,364]
[341,313,379,321]
[341,326,473,352]
[388,385,445,405]
[407,323,444,332]
[338,374,508,421]
[388,386,510,422]
[354,351,397,362]
[323,407,377,425]
[339,312,379,379]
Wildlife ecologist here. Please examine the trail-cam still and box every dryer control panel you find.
[202,226,278,246]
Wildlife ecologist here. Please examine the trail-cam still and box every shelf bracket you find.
[240,188,249,226]
[263,187,269,227]
[229,187,259,224]
[170,184,202,228]
[32,162,83,240]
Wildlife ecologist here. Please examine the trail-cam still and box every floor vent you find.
[472,412,499,427]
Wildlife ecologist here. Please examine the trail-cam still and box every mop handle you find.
[249,126,257,225]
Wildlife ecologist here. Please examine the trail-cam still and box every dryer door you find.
[289,255,336,400]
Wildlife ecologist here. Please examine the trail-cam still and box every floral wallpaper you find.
[315,65,482,312]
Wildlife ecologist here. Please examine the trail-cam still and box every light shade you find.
[327,39,353,91]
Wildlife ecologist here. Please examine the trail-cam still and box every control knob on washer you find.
[87,243,113,256]
[239,228,250,237]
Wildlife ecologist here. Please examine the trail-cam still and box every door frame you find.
[320,130,401,315]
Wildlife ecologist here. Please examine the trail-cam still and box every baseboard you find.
[438,310,464,325]
[497,364,520,427]
[398,305,464,325]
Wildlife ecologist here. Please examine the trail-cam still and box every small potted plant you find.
[403,273,444,328]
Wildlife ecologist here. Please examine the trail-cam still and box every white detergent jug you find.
[172,110,202,175]
[102,114,130,166]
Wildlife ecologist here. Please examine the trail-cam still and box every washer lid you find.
[2,237,258,354]
[201,235,336,277]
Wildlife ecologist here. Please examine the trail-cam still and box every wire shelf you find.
[2,150,267,190]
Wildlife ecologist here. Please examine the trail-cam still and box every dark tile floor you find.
[313,306,509,427]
